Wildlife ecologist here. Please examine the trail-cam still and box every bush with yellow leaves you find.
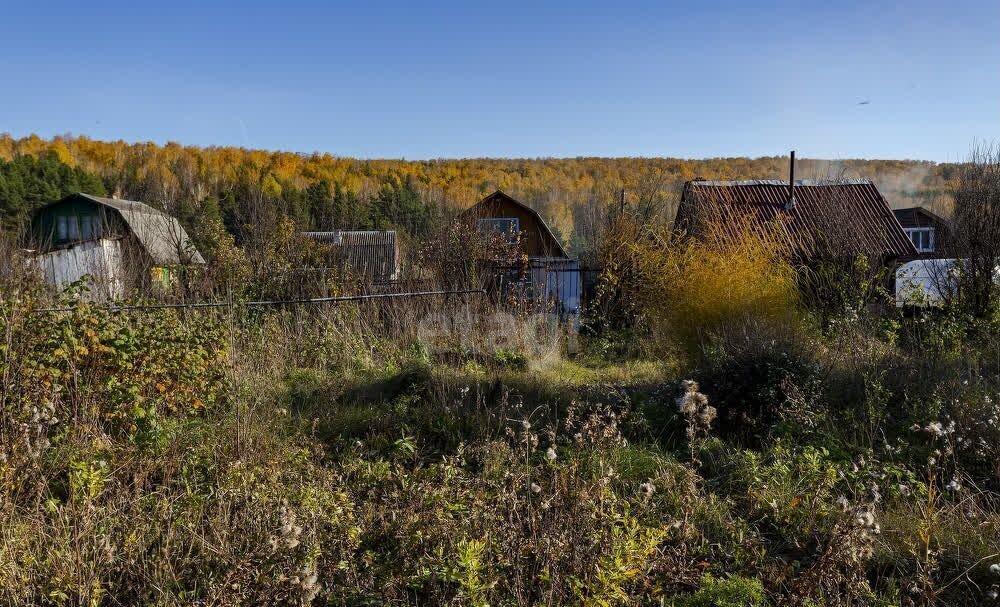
[631,215,800,359]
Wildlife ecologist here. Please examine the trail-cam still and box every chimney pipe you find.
[786,150,796,210]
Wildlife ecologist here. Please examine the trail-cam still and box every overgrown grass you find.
[3,259,1000,606]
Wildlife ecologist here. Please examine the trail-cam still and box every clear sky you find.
[2,0,997,161]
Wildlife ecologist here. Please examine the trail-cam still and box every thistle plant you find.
[676,380,716,465]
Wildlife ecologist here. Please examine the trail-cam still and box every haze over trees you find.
[1,134,954,263]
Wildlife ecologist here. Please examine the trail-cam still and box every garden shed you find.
[31,192,204,296]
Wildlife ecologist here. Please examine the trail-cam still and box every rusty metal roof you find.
[676,179,917,261]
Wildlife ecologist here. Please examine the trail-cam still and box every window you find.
[905,228,935,253]
[478,217,520,235]
[56,216,68,241]
[67,215,79,240]
[81,215,93,240]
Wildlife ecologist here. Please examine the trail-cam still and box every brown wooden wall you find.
[464,192,567,258]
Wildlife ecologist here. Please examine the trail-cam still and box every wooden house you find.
[892,207,952,258]
[30,193,204,297]
[460,190,567,258]
[460,190,580,320]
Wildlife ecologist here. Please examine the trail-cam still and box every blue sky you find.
[2,0,997,161]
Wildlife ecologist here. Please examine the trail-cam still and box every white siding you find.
[35,238,126,300]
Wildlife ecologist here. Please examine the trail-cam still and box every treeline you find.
[0,134,956,260]
[0,154,106,231]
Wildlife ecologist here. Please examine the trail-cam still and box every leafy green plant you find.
[493,346,528,370]
[673,574,768,607]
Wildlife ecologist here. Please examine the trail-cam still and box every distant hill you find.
[0,134,956,257]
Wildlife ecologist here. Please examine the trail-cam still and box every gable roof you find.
[892,206,949,230]
[675,179,917,261]
[460,190,568,258]
[42,193,205,264]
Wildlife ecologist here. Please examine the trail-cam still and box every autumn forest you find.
[0,134,953,264]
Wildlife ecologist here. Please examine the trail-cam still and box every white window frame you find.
[904,227,935,253]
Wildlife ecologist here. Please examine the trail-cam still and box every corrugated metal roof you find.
[676,179,917,260]
[74,194,206,264]
[691,179,874,187]
[302,230,399,280]
[302,231,397,246]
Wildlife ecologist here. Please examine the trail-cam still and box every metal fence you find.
[491,258,598,324]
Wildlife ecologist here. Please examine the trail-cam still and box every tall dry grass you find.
[631,215,800,358]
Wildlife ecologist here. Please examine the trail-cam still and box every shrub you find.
[632,217,800,359]
[1,291,228,463]
[697,320,823,444]
[674,574,768,607]
[492,346,528,369]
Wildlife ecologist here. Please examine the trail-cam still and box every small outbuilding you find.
[301,230,400,282]
[461,190,581,320]
[31,193,204,298]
